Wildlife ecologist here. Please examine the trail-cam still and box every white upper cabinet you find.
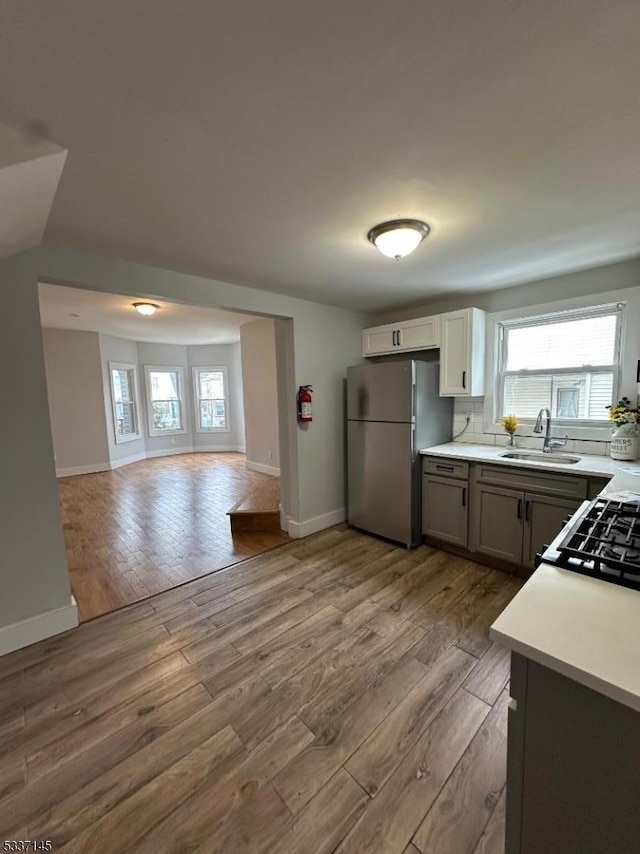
[362,315,439,357]
[439,308,486,396]
[396,315,439,352]
[362,307,486,396]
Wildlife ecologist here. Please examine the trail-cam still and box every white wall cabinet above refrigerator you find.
[362,315,439,356]
[362,307,486,397]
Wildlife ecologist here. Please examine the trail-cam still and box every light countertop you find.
[420,442,640,712]
[420,441,640,486]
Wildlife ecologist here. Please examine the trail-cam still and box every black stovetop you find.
[551,498,640,592]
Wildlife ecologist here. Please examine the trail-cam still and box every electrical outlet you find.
[171,437,176,445]
[267,450,273,460]
[465,411,472,421]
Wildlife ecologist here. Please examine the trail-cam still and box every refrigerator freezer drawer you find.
[347,420,414,546]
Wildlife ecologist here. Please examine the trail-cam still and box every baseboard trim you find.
[57,446,248,478]
[56,462,111,478]
[288,507,346,539]
[246,460,281,477]
[145,446,194,459]
[110,451,148,470]
[195,445,246,453]
[0,596,79,656]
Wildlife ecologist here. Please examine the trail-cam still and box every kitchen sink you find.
[500,451,581,465]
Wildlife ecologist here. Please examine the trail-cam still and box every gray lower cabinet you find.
[522,493,580,570]
[507,653,640,853]
[470,467,586,572]
[422,474,468,547]
[424,457,601,574]
[472,484,524,563]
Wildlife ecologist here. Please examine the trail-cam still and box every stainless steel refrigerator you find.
[347,360,452,547]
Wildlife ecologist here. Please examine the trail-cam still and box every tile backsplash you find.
[452,398,611,456]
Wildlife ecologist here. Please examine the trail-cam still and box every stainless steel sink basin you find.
[500,451,581,465]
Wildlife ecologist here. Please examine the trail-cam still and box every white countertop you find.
[420,441,640,485]
[421,442,640,712]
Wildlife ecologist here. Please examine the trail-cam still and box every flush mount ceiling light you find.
[367,219,431,260]
[133,302,160,316]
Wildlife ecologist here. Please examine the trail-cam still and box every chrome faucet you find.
[533,408,568,453]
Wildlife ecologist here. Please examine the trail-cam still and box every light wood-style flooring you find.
[57,453,289,621]
[0,526,520,853]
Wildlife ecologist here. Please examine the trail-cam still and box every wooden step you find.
[227,478,282,534]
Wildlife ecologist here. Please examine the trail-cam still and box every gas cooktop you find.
[542,497,640,592]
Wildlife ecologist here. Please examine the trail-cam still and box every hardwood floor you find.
[57,453,290,621]
[0,526,519,853]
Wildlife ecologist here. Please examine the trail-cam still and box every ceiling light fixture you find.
[133,302,160,316]
[367,219,431,260]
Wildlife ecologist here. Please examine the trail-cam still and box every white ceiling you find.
[3,1,640,311]
[38,283,257,345]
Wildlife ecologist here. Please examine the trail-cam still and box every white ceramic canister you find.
[610,425,639,461]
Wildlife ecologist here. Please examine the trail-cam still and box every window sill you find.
[148,428,188,438]
[115,433,143,445]
[195,427,231,434]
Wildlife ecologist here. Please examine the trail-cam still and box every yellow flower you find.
[501,414,519,435]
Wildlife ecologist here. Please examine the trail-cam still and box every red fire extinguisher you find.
[297,385,313,423]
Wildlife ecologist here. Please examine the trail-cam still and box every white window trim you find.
[144,364,187,437]
[108,361,142,444]
[483,299,628,442]
[192,365,230,434]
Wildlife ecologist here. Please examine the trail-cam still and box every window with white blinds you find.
[109,362,141,444]
[497,305,623,424]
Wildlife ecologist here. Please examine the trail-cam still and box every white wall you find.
[188,342,245,452]
[240,319,280,473]
[41,328,110,475]
[99,333,146,465]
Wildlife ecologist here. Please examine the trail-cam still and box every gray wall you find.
[188,342,245,451]
[35,246,366,525]
[99,333,146,464]
[240,319,280,470]
[0,246,364,635]
[0,253,72,627]
[374,257,640,323]
[41,328,110,473]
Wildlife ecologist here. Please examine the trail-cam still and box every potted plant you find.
[606,397,639,460]
[500,414,519,448]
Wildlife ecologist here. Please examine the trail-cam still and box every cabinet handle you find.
[436,464,454,472]
[462,487,467,507]
[462,370,466,389]
[525,500,530,522]
[392,331,397,346]
[397,329,402,347]
[517,498,523,520]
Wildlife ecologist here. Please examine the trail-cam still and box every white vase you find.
[610,425,639,461]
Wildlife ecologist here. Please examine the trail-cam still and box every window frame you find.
[495,303,623,430]
[108,361,142,444]
[192,365,230,434]
[144,364,187,437]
